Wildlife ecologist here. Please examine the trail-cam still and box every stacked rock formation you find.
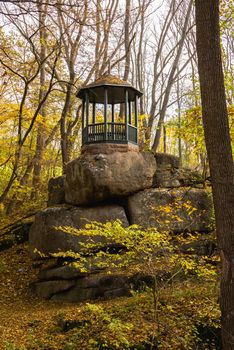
[29,146,212,302]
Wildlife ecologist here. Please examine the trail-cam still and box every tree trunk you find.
[163,125,167,153]
[152,0,193,152]
[195,1,234,349]
[95,1,101,79]
[176,69,182,166]
[60,71,75,173]
[123,0,131,81]
[119,0,131,118]
[31,0,48,199]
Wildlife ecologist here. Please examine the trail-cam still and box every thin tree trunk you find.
[60,72,75,173]
[31,0,48,199]
[95,1,101,79]
[145,0,180,144]
[0,81,28,204]
[0,158,19,203]
[176,71,182,166]
[163,125,167,153]
[123,0,131,81]
[195,1,234,349]
[152,0,193,152]
[136,1,145,116]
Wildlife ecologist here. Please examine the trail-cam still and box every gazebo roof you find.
[83,74,131,88]
[77,74,143,104]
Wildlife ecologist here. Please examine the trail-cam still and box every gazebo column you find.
[128,100,132,124]
[85,91,89,143]
[92,103,96,124]
[125,89,129,141]
[104,87,108,141]
[81,99,85,144]
[92,103,96,141]
[135,96,138,144]
[112,104,115,140]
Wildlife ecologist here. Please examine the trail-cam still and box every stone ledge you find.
[29,204,129,260]
[81,142,139,155]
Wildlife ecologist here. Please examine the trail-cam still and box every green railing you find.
[82,122,137,144]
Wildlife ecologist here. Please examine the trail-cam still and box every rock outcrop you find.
[64,151,156,205]
[29,204,129,260]
[155,152,180,169]
[47,176,65,206]
[29,150,213,303]
[0,217,33,252]
[50,274,130,302]
[128,188,212,232]
[153,153,203,188]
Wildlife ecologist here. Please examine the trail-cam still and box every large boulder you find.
[153,168,204,188]
[38,265,88,281]
[50,273,130,302]
[47,176,65,206]
[38,258,106,281]
[155,153,180,169]
[128,188,213,232]
[153,169,181,188]
[153,153,204,188]
[31,280,76,299]
[64,151,156,205]
[29,204,129,260]
[0,216,33,252]
[31,272,130,302]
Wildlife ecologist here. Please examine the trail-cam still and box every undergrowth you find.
[0,219,220,349]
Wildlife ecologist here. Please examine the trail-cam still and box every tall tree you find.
[31,0,48,199]
[151,0,193,151]
[123,0,131,81]
[56,0,88,172]
[0,25,58,204]
[195,1,234,349]
[141,0,193,149]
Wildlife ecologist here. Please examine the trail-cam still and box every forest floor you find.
[0,242,69,349]
[0,242,153,350]
[0,240,221,350]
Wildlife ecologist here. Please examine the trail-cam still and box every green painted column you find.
[104,87,108,141]
[85,91,89,142]
[125,89,129,141]
[81,99,85,144]
[135,96,138,144]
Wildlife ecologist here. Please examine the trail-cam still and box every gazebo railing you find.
[82,122,137,144]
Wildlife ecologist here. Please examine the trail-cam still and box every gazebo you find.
[77,75,143,146]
